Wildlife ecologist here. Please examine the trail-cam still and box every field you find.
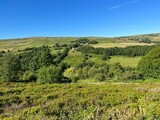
[64,50,141,68]
[92,42,155,48]
[0,82,160,119]
[0,37,76,52]
[63,51,83,67]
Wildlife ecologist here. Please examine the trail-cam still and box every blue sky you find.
[0,0,160,39]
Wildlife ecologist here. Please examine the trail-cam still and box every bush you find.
[37,65,71,84]
[70,76,79,83]
[95,73,106,81]
[37,66,58,84]
[22,71,36,82]
[108,63,124,80]
[137,46,160,78]
[102,53,111,60]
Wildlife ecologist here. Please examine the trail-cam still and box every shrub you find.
[37,65,71,84]
[22,71,36,82]
[137,46,160,78]
[0,53,20,82]
[37,66,58,84]
[70,76,79,83]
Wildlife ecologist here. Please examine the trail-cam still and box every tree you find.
[0,53,20,82]
[22,71,36,82]
[108,62,124,79]
[37,65,71,84]
[20,46,53,72]
[102,52,111,60]
[37,66,58,84]
[137,46,160,78]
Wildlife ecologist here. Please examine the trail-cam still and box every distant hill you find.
[0,33,159,51]
[118,33,160,41]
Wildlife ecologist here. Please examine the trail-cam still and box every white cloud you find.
[108,0,140,11]
[108,5,123,11]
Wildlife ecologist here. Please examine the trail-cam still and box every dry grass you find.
[92,43,155,48]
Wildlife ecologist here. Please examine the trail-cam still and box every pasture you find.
[64,50,141,68]
[0,36,155,52]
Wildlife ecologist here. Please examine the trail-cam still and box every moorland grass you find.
[0,82,160,119]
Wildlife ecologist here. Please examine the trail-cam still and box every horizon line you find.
[0,32,160,40]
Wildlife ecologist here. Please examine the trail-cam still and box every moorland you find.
[0,33,160,119]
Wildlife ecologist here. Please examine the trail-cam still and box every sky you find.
[0,0,160,39]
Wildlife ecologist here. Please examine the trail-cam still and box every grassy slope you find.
[63,50,83,67]
[64,50,141,68]
[0,82,160,119]
[0,35,160,119]
[1,33,158,51]
[0,37,76,52]
[129,33,160,41]
[109,56,141,67]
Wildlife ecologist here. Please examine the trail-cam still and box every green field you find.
[109,56,142,67]
[63,50,83,67]
[0,37,76,52]
[0,82,160,119]
[88,54,142,67]
[64,50,141,68]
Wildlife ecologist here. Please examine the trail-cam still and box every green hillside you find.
[0,34,160,119]
[1,33,159,52]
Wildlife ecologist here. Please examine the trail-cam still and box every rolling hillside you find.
[0,33,159,52]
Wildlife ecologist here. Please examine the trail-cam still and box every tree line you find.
[0,38,159,83]
[77,45,155,57]
[66,61,143,82]
[0,46,71,83]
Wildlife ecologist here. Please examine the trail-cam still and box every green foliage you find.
[139,37,151,43]
[63,51,83,67]
[78,45,155,57]
[138,46,160,78]
[108,62,124,79]
[0,46,71,83]
[53,43,67,50]
[69,38,98,50]
[71,38,98,45]
[19,46,53,72]
[82,53,89,62]
[102,52,111,60]
[67,62,143,82]
[0,53,20,82]
[0,82,160,119]
[37,65,71,84]
[22,71,36,82]
[0,51,5,57]
[54,47,70,64]
[70,76,79,83]
[37,66,58,84]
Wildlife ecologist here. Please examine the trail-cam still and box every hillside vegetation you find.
[0,82,160,120]
[0,33,158,52]
[0,36,159,83]
[0,34,160,119]
[138,46,160,78]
